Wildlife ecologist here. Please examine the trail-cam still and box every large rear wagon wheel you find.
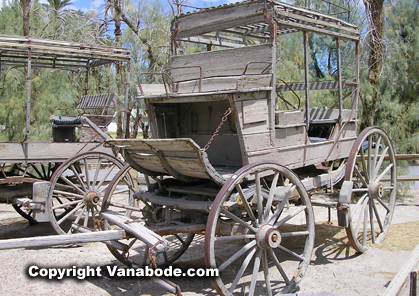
[205,163,315,295]
[343,127,397,253]
[101,165,194,268]
[47,152,125,234]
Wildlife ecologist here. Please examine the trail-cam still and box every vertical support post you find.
[303,31,310,131]
[268,13,277,144]
[25,47,31,141]
[353,41,360,111]
[123,62,131,139]
[337,38,343,126]
[84,63,89,95]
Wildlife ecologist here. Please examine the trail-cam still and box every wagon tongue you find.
[99,210,169,253]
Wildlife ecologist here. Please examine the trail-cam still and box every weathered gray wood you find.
[0,142,111,163]
[276,80,356,92]
[76,93,117,110]
[175,1,266,39]
[0,230,126,250]
[170,44,272,82]
[164,157,211,179]
[383,242,419,296]
[107,138,227,184]
[32,181,50,222]
[135,191,213,212]
[241,132,271,152]
[242,99,268,125]
[178,37,245,48]
[129,154,168,174]
[275,110,305,127]
[99,210,167,251]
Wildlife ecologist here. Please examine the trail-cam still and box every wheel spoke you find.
[72,206,87,227]
[255,171,263,225]
[369,201,375,244]
[354,196,369,238]
[236,184,257,223]
[264,172,279,223]
[51,199,82,210]
[274,205,307,227]
[267,248,290,284]
[82,158,91,191]
[218,240,257,272]
[57,202,84,225]
[229,247,257,293]
[268,185,295,225]
[375,196,391,212]
[371,136,382,180]
[362,200,368,247]
[83,208,90,227]
[354,165,368,188]
[59,174,85,195]
[69,164,88,192]
[52,189,83,199]
[92,157,103,190]
[371,199,385,233]
[278,245,305,261]
[215,234,256,242]
[95,164,117,191]
[281,231,310,238]
[375,163,394,183]
[360,147,370,183]
[220,208,258,233]
[351,193,368,217]
[372,146,388,181]
[262,251,272,296]
[249,249,262,296]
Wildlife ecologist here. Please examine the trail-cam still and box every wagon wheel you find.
[342,127,397,253]
[8,162,58,225]
[47,152,125,234]
[100,166,194,268]
[205,163,315,295]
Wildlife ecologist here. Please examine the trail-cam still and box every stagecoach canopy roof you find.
[173,0,360,48]
[0,35,131,71]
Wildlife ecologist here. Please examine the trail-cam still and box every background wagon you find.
[0,35,132,232]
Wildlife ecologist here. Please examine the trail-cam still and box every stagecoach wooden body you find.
[0,1,397,295]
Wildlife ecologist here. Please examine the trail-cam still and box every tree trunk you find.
[361,0,384,130]
[20,0,32,36]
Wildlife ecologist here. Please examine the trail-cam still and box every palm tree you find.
[39,0,73,37]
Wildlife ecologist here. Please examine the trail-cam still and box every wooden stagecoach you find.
[0,1,397,295]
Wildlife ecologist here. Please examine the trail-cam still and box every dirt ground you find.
[0,194,418,296]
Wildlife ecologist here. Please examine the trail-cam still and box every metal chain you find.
[203,107,232,151]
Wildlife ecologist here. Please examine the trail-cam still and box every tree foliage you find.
[0,0,419,150]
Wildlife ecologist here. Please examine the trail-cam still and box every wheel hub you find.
[368,181,383,199]
[84,191,100,206]
[256,224,282,249]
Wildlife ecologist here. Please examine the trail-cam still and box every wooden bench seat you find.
[137,44,273,97]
